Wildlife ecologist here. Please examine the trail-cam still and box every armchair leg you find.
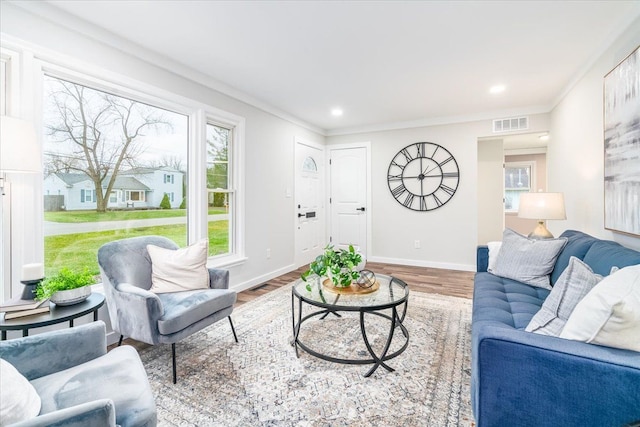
[172,343,177,384]
[118,335,124,347]
[229,317,238,343]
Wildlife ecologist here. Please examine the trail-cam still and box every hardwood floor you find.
[236,261,475,305]
[110,262,474,350]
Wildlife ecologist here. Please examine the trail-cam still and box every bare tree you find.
[147,155,184,172]
[45,78,169,212]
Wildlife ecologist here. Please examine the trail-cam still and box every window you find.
[302,156,317,172]
[206,123,232,257]
[164,174,174,184]
[505,162,534,212]
[80,189,96,203]
[42,75,188,278]
[126,190,144,202]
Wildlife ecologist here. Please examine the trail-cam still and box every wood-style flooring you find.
[110,262,474,350]
[237,262,475,306]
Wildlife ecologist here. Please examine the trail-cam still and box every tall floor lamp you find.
[518,192,566,239]
[1,115,42,299]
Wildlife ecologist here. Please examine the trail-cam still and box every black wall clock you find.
[387,142,460,211]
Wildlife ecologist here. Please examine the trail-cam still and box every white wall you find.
[327,114,550,271]
[477,139,504,244]
[0,3,324,296]
[548,16,640,251]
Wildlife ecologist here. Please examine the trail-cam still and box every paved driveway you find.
[44,214,228,236]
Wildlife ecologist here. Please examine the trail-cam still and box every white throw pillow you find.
[491,228,568,289]
[147,239,210,293]
[525,257,602,336]
[560,264,640,352]
[0,358,41,424]
[487,241,502,272]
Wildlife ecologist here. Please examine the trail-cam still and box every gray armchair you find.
[97,236,237,384]
[0,321,156,427]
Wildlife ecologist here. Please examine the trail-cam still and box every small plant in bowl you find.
[301,244,363,291]
[36,267,95,305]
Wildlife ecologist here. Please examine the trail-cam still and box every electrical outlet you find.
[414,240,421,249]
[266,248,271,259]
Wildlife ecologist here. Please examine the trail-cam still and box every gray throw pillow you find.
[491,228,568,289]
[525,256,602,336]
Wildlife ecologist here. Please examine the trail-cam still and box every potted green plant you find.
[301,244,363,291]
[36,267,95,306]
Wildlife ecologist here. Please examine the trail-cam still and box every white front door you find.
[329,145,368,257]
[295,139,324,267]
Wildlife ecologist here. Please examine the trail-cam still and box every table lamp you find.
[518,192,566,239]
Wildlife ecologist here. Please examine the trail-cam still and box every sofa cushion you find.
[560,264,640,351]
[582,240,640,277]
[526,257,602,336]
[157,288,237,335]
[551,230,598,284]
[148,239,209,294]
[0,358,41,424]
[491,228,568,290]
[473,272,549,329]
[30,345,156,427]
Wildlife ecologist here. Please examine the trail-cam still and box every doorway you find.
[477,132,549,244]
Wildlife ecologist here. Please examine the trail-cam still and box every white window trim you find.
[504,160,537,213]
[19,49,247,267]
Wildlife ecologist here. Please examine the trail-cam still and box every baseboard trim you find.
[230,263,297,293]
[367,256,475,272]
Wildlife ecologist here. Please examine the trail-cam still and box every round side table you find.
[0,293,105,340]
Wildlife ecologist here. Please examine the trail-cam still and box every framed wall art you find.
[603,45,640,237]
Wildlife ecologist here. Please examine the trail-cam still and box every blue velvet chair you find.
[97,236,237,384]
[0,321,156,427]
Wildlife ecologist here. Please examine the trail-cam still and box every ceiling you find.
[24,1,640,134]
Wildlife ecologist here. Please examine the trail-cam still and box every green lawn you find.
[44,221,229,280]
[45,208,227,223]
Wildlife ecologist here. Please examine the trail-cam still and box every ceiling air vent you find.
[493,116,529,133]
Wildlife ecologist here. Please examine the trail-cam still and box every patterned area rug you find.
[139,283,474,426]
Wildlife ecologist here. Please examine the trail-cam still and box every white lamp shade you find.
[0,115,41,173]
[518,192,566,220]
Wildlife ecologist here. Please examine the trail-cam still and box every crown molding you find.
[5,0,326,136]
[326,105,551,137]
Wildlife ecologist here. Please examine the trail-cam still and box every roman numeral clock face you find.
[387,142,460,211]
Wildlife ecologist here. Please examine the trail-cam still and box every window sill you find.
[207,255,248,269]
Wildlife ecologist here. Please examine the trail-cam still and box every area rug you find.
[138,283,474,426]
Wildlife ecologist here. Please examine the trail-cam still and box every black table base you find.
[291,292,409,377]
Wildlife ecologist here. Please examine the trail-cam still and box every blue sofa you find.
[472,230,640,427]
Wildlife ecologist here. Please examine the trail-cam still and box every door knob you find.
[356,207,366,212]
[298,213,305,217]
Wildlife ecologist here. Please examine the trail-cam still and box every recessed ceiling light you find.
[489,85,506,94]
[331,108,343,117]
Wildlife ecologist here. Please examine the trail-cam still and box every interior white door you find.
[330,147,367,257]
[295,140,324,267]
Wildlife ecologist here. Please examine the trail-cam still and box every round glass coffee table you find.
[291,274,409,377]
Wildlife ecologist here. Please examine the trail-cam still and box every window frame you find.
[37,61,246,268]
[504,160,536,213]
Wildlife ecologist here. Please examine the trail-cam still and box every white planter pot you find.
[50,286,92,306]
